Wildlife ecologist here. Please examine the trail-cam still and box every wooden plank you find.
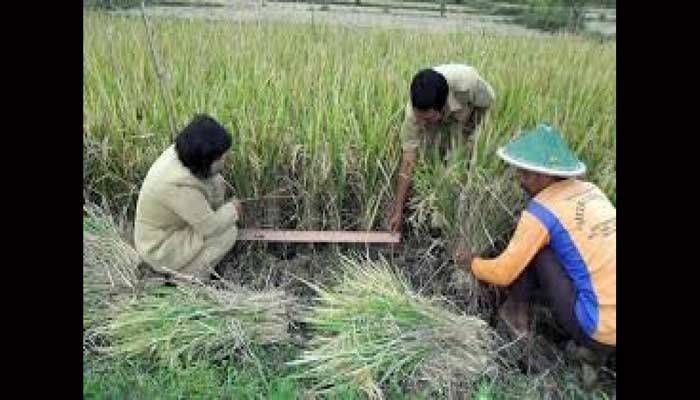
[238,229,400,244]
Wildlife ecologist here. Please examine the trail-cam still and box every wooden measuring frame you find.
[238,229,400,244]
[224,182,399,244]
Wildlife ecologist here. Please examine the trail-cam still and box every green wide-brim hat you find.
[496,124,586,177]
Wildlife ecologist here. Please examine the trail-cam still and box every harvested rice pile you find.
[289,256,503,398]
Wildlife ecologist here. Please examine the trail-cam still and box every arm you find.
[388,148,417,231]
[473,78,495,109]
[464,79,494,133]
[389,104,421,231]
[469,211,549,286]
[161,184,239,240]
[464,107,487,134]
[209,174,227,210]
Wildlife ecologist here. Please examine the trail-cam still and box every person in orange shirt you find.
[455,124,616,366]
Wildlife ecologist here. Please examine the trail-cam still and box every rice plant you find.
[83,202,140,290]
[83,12,615,243]
[99,283,299,368]
[289,256,504,397]
[83,201,142,338]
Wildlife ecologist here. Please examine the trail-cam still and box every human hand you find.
[388,209,403,232]
[453,243,473,268]
[231,199,243,217]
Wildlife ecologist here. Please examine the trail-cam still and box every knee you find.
[532,247,558,268]
[205,224,239,254]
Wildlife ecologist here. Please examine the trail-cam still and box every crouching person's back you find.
[135,114,242,282]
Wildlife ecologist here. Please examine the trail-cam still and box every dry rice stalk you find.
[83,202,140,290]
[83,201,142,345]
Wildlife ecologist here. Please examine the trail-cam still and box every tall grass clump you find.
[84,202,141,336]
[83,12,615,245]
[99,283,299,368]
[410,140,524,247]
[289,256,503,398]
[83,202,140,290]
[406,131,525,314]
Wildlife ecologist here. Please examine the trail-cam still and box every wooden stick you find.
[238,229,400,244]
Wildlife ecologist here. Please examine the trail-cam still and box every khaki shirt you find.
[134,145,239,271]
[400,64,495,152]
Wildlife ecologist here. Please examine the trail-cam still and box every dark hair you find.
[410,69,449,112]
[175,114,233,179]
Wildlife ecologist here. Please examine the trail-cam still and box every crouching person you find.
[454,124,615,378]
[135,114,242,282]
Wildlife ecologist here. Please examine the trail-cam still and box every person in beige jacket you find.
[134,115,241,281]
[388,64,495,232]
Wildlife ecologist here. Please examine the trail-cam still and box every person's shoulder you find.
[150,146,203,190]
[141,146,172,184]
[532,180,575,205]
[578,180,615,207]
[535,179,606,207]
[433,63,478,75]
[567,179,606,198]
[433,64,481,92]
[432,63,475,74]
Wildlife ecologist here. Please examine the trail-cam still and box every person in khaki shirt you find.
[134,115,242,282]
[388,64,495,231]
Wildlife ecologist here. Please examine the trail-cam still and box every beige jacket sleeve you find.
[208,174,228,210]
[161,183,239,240]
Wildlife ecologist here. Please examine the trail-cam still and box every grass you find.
[84,354,614,399]
[473,375,615,400]
[84,348,304,399]
[85,350,615,399]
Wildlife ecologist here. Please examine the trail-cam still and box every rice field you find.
[83,8,616,399]
[83,10,615,233]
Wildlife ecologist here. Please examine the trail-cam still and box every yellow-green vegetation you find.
[83,12,615,242]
